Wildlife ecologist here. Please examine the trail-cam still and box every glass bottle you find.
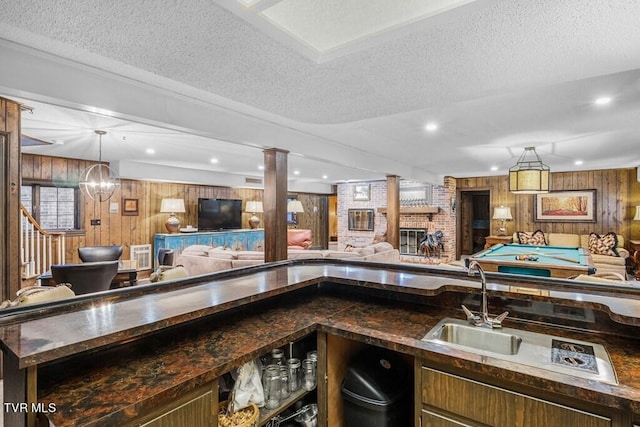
[271,348,285,366]
[302,358,316,391]
[306,350,317,370]
[287,358,301,392]
[263,364,281,409]
[279,366,291,399]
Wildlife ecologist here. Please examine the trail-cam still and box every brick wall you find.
[338,178,457,262]
[337,181,387,250]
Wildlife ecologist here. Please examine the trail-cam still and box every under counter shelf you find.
[376,206,440,215]
[258,388,310,426]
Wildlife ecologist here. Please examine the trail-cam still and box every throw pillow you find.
[517,230,547,246]
[588,232,619,257]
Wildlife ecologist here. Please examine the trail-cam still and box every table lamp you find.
[287,200,304,214]
[160,198,186,234]
[245,201,263,229]
[287,200,304,228]
[492,206,513,236]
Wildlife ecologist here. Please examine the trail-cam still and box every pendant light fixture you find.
[509,147,550,194]
[79,130,120,202]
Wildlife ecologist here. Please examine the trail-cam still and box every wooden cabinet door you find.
[421,367,612,427]
[126,381,216,427]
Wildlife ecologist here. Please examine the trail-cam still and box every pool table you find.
[467,244,596,278]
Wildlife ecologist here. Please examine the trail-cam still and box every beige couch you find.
[176,242,400,276]
[510,232,629,278]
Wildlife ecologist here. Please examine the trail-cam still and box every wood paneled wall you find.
[22,154,330,265]
[457,168,640,241]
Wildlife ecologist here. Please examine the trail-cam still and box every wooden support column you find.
[263,148,289,262]
[386,175,400,249]
[0,97,21,302]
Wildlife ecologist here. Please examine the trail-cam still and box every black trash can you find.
[341,347,411,427]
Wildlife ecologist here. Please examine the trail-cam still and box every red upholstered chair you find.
[287,229,312,250]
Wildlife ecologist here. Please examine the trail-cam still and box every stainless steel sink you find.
[422,318,618,385]
[431,321,522,355]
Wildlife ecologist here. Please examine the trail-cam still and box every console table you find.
[484,235,513,249]
[154,229,264,268]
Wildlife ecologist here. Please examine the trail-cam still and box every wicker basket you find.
[218,400,259,427]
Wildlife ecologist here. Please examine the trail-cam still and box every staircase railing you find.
[20,204,66,279]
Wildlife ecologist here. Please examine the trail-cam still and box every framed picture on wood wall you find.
[534,190,596,222]
[122,198,139,216]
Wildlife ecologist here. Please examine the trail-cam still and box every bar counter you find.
[2,260,640,426]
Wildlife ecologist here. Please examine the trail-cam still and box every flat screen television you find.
[197,198,242,231]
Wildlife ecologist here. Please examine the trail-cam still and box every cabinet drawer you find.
[422,409,477,427]
[422,367,611,427]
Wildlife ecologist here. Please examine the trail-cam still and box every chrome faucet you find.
[462,261,509,328]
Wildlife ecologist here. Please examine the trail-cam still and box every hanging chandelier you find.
[79,130,120,202]
[508,147,550,194]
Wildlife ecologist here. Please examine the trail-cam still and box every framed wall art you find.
[122,198,139,216]
[534,190,596,222]
[353,184,370,201]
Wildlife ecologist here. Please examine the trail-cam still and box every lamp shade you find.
[509,147,550,194]
[287,200,304,213]
[492,206,513,220]
[634,206,640,221]
[245,201,263,213]
[160,198,185,213]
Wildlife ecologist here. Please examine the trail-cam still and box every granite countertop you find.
[4,263,640,369]
[3,261,640,426]
[37,290,640,426]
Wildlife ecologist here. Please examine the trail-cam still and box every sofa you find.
[287,229,313,250]
[510,231,629,278]
[175,242,400,276]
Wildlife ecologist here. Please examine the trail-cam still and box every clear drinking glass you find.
[302,358,316,391]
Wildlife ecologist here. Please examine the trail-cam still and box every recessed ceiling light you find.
[145,148,155,155]
[574,160,583,165]
[424,122,438,132]
[293,170,300,175]
[210,158,219,164]
[594,96,612,105]
[490,166,498,171]
[258,165,264,170]
[322,175,328,179]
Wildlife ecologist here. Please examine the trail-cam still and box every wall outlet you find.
[90,219,101,226]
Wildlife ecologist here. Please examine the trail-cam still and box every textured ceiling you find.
[0,0,639,189]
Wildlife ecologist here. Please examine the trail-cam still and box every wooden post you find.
[386,175,400,250]
[263,148,289,262]
[0,97,22,302]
